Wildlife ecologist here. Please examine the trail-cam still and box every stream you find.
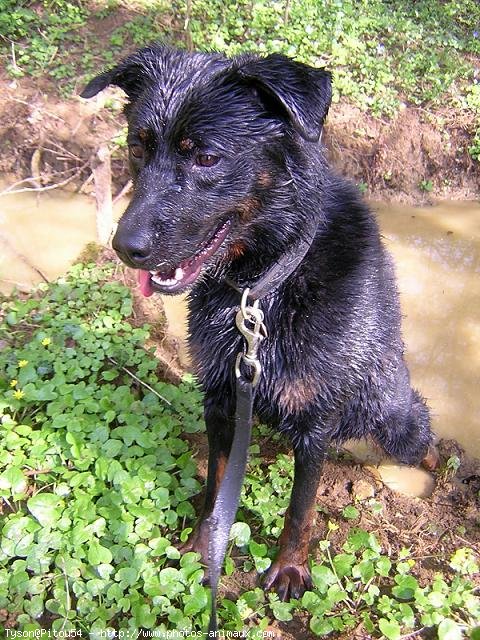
[1,188,478,495]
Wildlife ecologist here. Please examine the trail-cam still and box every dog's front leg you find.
[181,400,234,570]
[263,445,325,601]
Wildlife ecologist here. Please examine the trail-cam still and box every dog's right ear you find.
[80,55,151,100]
[236,54,332,142]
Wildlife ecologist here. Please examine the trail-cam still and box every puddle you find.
[0,189,479,488]
[0,188,98,290]
[374,201,480,462]
[367,464,436,499]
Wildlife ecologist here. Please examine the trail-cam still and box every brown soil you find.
[1,72,478,203]
[324,103,479,202]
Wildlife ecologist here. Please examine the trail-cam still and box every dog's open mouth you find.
[138,220,231,296]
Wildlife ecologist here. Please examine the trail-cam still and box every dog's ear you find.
[80,53,152,100]
[237,54,332,142]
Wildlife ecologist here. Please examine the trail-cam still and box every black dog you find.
[82,45,437,601]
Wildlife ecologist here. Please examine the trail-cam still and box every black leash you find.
[206,217,319,634]
[206,378,253,634]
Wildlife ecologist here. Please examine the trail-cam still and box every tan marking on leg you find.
[277,504,315,564]
[214,452,228,497]
[277,376,317,414]
[262,503,316,599]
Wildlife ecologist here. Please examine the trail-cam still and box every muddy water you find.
[375,201,480,460]
[1,190,479,482]
[0,188,99,289]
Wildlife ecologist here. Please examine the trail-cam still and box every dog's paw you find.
[262,560,313,601]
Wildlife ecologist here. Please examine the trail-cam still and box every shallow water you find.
[375,201,480,461]
[1,190,479,473]
[0,188,98,289]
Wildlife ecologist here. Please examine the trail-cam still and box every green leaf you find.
[249,540,268,557]
[183,583,208,616]
[311,565,336,593]
[378,618,401,640]
[437,619,463,640]
[398,603,414,629]
[392,575,418,600]
[342,505,360,520]
[27,493,62,527]
[254,556,271,573]
[165,545,181,560]
[270,598,294,622]
[230,522,251,546]
[132,603,155,629]
[116,567,138,587]
[376,556,392,577]
[24,594,45,619]
[87,541,113,566]
[102,439,123,457]
[362,612,375,634]
[352,559,375,583]
[332,554,355,578]
[344,528,371,552]
[225,556,235,576]
[310,616,334,636]
[302,591,320,612]
[0,466,27,496]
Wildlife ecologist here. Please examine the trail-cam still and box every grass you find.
[1,1,479,115]
[0,263,479,636]
[0,1,479,163]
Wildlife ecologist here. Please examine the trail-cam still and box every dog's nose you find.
[112,228,153,267]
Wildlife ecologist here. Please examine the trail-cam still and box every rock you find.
[352,479,376,501]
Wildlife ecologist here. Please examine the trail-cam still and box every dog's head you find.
[81,45,332,295]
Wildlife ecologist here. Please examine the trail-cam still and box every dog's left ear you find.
[80,63,146,100]
[237,54,332,142]
[80,48,157,100]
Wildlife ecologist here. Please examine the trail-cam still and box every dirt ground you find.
[1,71,479,203]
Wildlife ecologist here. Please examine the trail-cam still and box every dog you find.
[82,44,437,601]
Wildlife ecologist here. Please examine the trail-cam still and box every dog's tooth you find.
[175,267,184,281]
[151,275,176,286]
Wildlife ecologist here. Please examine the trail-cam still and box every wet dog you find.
[82,45,436,600]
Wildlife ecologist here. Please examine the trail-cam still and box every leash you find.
[206,217,320,634]
[207,290,266,634]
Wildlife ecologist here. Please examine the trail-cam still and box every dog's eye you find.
[129,144,144,159]
[195,153,220,168]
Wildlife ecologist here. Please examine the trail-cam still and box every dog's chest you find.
[187,282,314,420]
[187,286,245,392]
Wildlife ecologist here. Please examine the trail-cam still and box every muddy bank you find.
[0,74,479,203]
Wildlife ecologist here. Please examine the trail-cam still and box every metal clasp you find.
[235,288,267,387]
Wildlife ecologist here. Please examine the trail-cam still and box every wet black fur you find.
[82,44,433,597]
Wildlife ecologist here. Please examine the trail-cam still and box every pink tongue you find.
[138,270,154,297]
